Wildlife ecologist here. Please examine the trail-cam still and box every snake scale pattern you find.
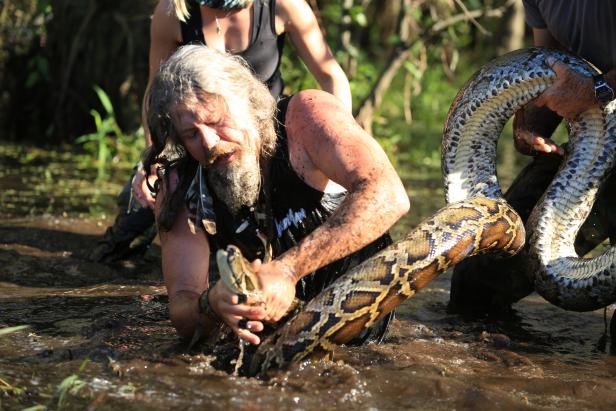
[443,47,616,311]
[219,48,616,376]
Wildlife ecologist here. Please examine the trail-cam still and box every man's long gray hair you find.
[144,45,277,230]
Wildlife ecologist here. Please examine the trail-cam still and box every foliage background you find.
[1,0,528,140]
[0,0,534,222]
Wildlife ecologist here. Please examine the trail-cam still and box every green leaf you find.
[351,8,367,27]
[57,374,79,408]
[93,85,114,116]
[75,132,100,144]
[91,109,103,132]
[57,374,78,392]
[0,325,29,336]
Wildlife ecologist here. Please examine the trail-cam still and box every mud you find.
[1,144,616,410]
[2,215,615,410]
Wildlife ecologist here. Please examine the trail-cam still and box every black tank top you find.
[181,0,285,97]
[185,96,394,343]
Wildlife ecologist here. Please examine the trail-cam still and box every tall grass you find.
[76,86,144,182]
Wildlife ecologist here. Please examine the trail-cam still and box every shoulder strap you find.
[274,94,291,141]
[180,0,206,45]
[249,0,263,43]
[268,0,277,36]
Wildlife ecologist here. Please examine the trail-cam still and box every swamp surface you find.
[1,143,615,410]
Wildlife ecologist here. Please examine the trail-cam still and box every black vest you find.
[181,0,285,97]
[212,98,392,299]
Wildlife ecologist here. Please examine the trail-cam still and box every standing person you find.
[143,45,409,344]
[448,0,616,315]
[90,0,352,262]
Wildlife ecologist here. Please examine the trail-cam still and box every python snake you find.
[218,47,616,376]
[219,197,524,376]
[442,47,616,311]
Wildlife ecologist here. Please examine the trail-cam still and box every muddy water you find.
[2,145,616,410]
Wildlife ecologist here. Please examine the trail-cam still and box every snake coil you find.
[220,48,616,376]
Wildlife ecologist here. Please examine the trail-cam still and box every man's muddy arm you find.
[282,90,409,279]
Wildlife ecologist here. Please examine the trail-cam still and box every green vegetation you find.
[0,0,543,226]
[0,325,29,336]
[76,86,144,182]
[20,360,92,411]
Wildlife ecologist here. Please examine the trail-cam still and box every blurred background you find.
[0,0,535,231]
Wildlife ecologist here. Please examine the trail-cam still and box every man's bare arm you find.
[514,28,614,155]
[280,90,409,278]
[156,174,265,343]
[253,90,409,321]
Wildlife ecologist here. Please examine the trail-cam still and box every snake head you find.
[217,245,261,296]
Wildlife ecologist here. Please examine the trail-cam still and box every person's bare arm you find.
[145,0,181,145]
[276,0,352,112]
[533,27,560,50]
[515,28,583,155]
[159,204,211,340]
[532,28,615,120]
[133,0,182,208]
[253,90,410,321]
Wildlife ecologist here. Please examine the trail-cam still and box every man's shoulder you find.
[286,89,346,125]
[285,90,351,148]
[289,89,336,106]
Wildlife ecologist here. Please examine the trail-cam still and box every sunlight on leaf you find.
[0,325,29,336]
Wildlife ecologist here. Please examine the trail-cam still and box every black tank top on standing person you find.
[180,0,286,97]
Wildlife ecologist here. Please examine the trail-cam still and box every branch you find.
[431,0,516,34]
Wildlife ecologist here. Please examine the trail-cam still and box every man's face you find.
[175,97,262,214]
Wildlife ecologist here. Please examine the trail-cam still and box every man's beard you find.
[206,151,261,216]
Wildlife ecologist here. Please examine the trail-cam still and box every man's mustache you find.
[204,143,236,166]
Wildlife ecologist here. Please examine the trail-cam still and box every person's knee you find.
[168,291,200,340]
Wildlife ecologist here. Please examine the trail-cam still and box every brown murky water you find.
[1,144,616,410]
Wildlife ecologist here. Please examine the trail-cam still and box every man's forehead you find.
[173,98,225,122]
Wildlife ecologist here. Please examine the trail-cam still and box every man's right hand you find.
[513,104,564,156]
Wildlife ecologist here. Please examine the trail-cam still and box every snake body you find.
[218,47,616,376]
[527,101,616,311]
[219,197,524,376]
[442,47,616,311]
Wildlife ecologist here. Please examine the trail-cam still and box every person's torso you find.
[180,0,285,96]
[186,96,392,300]
[524,0,616,72]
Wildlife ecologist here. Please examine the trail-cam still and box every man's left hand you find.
[534,59,596,120]
[252,259,298,323]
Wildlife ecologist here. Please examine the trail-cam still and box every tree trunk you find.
[340,0,355,75]
[354,0,412,133]
[497,0,526,188]
[497,0,525,54]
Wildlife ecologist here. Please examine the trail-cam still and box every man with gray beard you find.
[143,45,409,345]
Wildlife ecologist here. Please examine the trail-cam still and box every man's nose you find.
[198,126,220,150]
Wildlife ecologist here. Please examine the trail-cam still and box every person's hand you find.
[131,165,158,209]
[534,58,596,120]
[208,281,266,345]
[513,106,564,156]
[253,259,298,323]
